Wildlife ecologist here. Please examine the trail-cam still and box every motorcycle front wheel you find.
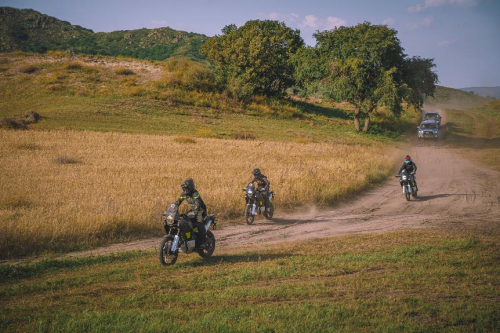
[198,230,216,258]
[245,205,255,225]
[264,202,274,219]
[405,188,411,201]
[159,235,178,266]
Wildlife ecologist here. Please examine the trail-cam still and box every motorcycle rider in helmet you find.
[249,168,271,211]
[173,178,208,249]
[398,155,418,191]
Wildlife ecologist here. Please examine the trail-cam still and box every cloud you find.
[421,15,434,26]
[257,12,300,25]
[150,20,169,28]
[406,15,434,29]
[382,18,396,26]
[299,15,347,31]
[437,40,453,46]
[258,12,347,31]
[408,0,479,12]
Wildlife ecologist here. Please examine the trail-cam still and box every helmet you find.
[252,168,261,176]
[181,178,195,192]
[404,155,412,164]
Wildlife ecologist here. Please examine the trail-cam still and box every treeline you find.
[201,20,439,132]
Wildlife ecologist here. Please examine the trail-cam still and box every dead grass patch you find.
[0,130,395,257]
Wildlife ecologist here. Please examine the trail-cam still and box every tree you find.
[201,20,304,100]
[291,46,329,97]
[402,56,438,109]
[315,22,437,132]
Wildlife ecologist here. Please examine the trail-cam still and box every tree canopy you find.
[312,22,438,132]
[201,20,304,100]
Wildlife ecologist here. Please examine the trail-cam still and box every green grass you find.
[445,100,500,172]
[1,230,498,332]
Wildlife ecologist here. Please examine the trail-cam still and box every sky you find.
[1,0,499,88]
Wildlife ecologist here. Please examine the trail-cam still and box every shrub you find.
[19,64,39,74]
[54,156,81,165]
[115,67,135,76]
[0,118,27,130]
[65,62,84,70]
[232,132,256,140]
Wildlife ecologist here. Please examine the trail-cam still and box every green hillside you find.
[0,7,208,61]
[424,85,494,110]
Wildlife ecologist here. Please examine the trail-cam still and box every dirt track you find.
[68,111,500,258]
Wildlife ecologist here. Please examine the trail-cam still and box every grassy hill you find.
[424,85,494,110]
[460,86,500,99]
[445,100,500,172]
[0,7,207,61]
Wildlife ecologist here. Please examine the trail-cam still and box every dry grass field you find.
[0,130,395,258]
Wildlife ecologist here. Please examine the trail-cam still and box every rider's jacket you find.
[174,189,207,218]
[251,174,270,191]
[399,161,417,175]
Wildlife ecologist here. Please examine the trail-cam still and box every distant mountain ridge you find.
[459,86,500,99]
[0,7,208,61]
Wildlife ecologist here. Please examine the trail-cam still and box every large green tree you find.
[315,22,437,132]
[201,20,304,100]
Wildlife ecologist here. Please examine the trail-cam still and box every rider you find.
[249,168,271,211]
[398,155,418,190]
[174,178,208,248]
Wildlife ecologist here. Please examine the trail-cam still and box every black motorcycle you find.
[396,169,417,201]
[159,204,216,266]
[243,183,274,224]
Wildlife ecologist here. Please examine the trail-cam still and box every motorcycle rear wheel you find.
[198,230,216,258]
[264,202,274,219]
[159,235,178,266]
[245,206,255,225]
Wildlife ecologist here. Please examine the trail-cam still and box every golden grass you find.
[0,129,395,257]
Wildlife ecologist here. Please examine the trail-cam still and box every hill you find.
[0,7,208,61]
[460,86,500,99]
[424,85,494,110]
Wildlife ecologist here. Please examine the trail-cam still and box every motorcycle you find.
[159,204,216,266]
[396,169,418,201]
[243,183,274,224]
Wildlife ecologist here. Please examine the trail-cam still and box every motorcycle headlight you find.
[402,176,407,180]
[167,215,173,220]
[247,190,253,195]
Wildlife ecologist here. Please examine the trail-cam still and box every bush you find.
[0,118,27,130]
[232,132,256,140]
[65,62,84,70]
[115,67,135,76]
[19,64,39,74]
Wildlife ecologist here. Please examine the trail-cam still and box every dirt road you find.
[68,113,500,258]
